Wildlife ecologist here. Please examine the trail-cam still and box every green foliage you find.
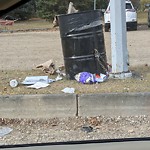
[35,0,108,20]
[4,0,109,21]
[4,0,150,21]
[17,2,35,19]
[5,0,36,20]
[131,0,140,9]
[140,0,150,10]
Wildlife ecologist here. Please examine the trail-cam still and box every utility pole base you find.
[109,72,132,79]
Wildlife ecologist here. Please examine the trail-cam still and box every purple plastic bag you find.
[75,72,96,84]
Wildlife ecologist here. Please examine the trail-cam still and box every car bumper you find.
[105,23,110,28]
[126,21,137,29]
[105,21,137,30]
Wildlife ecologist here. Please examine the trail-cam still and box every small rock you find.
[128,129,134,133]
[81,126,93,133]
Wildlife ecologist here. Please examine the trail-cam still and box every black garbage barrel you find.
[58,10,107,80]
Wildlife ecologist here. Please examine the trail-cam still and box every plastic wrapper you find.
[75,72,96,84]
[75,72,107,84]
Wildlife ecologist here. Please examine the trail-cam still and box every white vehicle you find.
[148,5,150,27]
[104,0,137,32]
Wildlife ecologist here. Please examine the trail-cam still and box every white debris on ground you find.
[61,87,75,94]
[0,116,150,145]
[22,76,49,85]
[0,127,13,138]
[16,75,63,89]
[27,82,50,89]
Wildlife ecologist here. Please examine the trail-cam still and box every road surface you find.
[1,141,150,150]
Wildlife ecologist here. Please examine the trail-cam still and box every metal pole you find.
[94,0,96,10]
[110,0,132,79]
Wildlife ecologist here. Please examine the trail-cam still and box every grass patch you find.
[0,19,54,31]
[138,11,148,24]
[0,65,150,95]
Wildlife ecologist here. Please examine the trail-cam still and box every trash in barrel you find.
[58,10,107,80]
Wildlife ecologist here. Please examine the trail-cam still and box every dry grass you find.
[0,11,148,32]
[0,15,149,95]
[0,19,53,31]
[0,65,149,95]
[138,11,148,24]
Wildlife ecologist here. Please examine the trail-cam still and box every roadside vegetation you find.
[0,0,149,32]
[0,65,150,95]
[138,11,148,24]
[2,0,150,21]
[0,11,148,32]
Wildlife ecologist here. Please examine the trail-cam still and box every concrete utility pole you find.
[110,0,132,79]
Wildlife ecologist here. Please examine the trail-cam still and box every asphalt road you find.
[1,141,150,150]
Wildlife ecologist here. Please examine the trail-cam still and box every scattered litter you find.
[56,69,66,77]
[56,65,66,77]
[55,75,63,81]
[61,87,75,94]
[95,73,107,83]
[48,79,55,83]
[19,75,62,89]
[9,79,18,88]
[81,126,93,133]
[58,65,65,71]
[75,72,96,84]
[22,76,49,85]
[75,72,107,84]
[36,59,55,74]
[27,82,49,89]
[0,127,13,137]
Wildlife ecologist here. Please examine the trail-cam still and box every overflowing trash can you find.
[58,10,107,79]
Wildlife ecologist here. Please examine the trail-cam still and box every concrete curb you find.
[0,92,150,118]
[79,93,150,117]
[0,94,77,118]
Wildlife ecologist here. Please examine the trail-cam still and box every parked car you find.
[3,15,18,20]
[104,0,137,32]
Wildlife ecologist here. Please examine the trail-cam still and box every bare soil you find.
[0,27,150,95]
[0,26,150,146]
[0,26,150,70]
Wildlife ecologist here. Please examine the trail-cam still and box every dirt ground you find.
[0,26,150,145]
[0,26,150,70]
[0,26,150,95]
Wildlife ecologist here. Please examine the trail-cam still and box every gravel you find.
[0,116,150,145]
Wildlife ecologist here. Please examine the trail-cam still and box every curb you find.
[79,92,150,117]
[0,92,150,118]
[0,94,77,118]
